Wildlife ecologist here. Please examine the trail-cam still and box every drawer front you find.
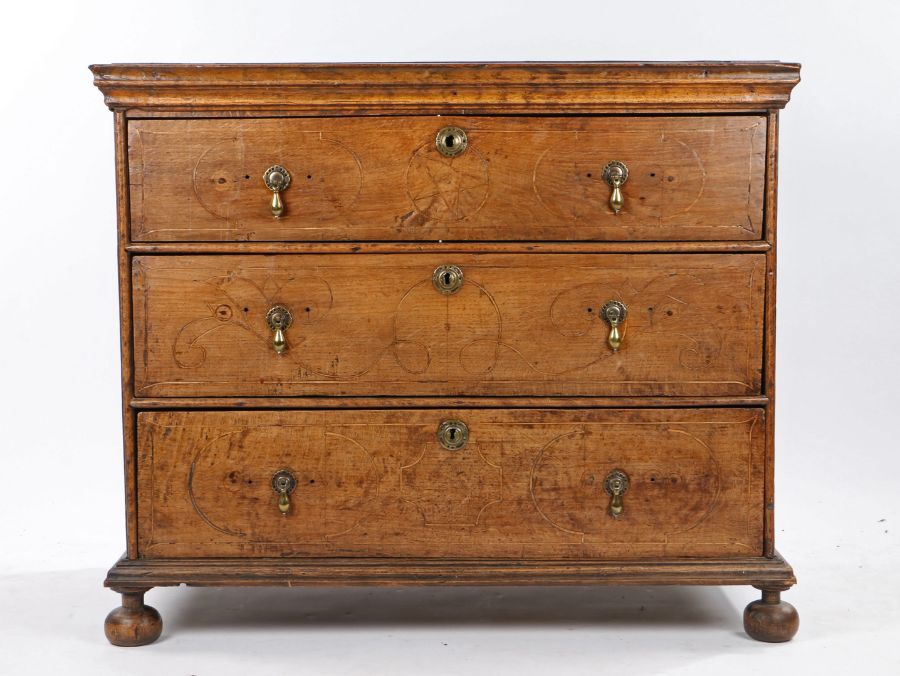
[133,253,765,398]
[137,408,764,559]
[128,116,766,242]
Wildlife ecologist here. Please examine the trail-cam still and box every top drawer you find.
[127,116,766,242]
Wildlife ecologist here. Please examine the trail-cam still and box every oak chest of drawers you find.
[92,62,801,645]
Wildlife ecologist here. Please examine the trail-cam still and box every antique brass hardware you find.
[437,420,469,450]
[265,305,293,354]
[601,300,628,352]
[602,160,629,214]
[604,469,630,519]
[435,126,468,158]
[271,469,297,515]
[432,264,465,295]
[263,165,291,217]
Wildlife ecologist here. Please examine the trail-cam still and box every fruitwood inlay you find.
[128,116,765,242]
[137,408,764,558]
[132,253,765,397]
[129,395,770,410]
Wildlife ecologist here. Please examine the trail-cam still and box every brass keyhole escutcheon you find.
[602,160,629,214]
[432,264,464,295]
[601,300,628,352]
[435,126,468,158]
[271,469,297,515]
[263,164,291,218]
[437,420,469,451]
[266,305,293,354]
[604,469,630,519]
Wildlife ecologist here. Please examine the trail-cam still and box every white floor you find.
[3,525,898,676]
[4,441,898,674]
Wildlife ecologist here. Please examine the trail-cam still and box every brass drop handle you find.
[266,305,293,354]
[263,165,291,218]
[601,300,628,352]
[602,160,629,214]
[271,469,297,516]
[604,469,629,519]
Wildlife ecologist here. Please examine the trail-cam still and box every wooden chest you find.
[92,62,801,645]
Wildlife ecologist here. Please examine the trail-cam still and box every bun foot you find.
[743,589,799,642]
[104,590,162,646]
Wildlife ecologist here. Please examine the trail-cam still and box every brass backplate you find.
[601,300,627,326]
[435,126,468,158]
[263,165,291,192]
[432,265,464,295]
[266,305,293,331]
[271,469,297,495]
[604,469,630,496]
[437,420,469,450]
[602,160,629,187]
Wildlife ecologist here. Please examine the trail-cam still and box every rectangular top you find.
[90,61,800,115]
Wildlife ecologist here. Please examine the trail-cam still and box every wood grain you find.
[128,116,766,242]
[114,112,139,559]
[763,110,779,557]
[125,241,772,254]
[106,551,796,588]
[132,253,766,397]
[137,408,765,559]
[104,591,162,647]
[93,62,801,644]
[90,62,801,115]
[130,396,769,409]
[744,589,800,642]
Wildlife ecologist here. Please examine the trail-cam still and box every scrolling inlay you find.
[166,267,745,383]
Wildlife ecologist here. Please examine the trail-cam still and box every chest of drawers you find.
[92,62,800,646]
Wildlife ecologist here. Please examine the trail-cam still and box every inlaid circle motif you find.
[405,143,490,222]
[192,135,362,222]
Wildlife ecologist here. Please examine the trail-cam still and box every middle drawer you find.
[133,253,765,398]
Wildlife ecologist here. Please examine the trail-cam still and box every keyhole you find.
[438,420,468,449]
[442,272,452,286]
[436,127,467,158]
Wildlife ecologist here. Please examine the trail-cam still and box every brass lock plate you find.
[437,420,469,450]
[435,126,468,158]
[432,265,464,295]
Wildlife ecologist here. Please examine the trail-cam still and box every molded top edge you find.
[90,61,801,113]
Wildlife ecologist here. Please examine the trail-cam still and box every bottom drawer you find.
[137,408,764,559]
